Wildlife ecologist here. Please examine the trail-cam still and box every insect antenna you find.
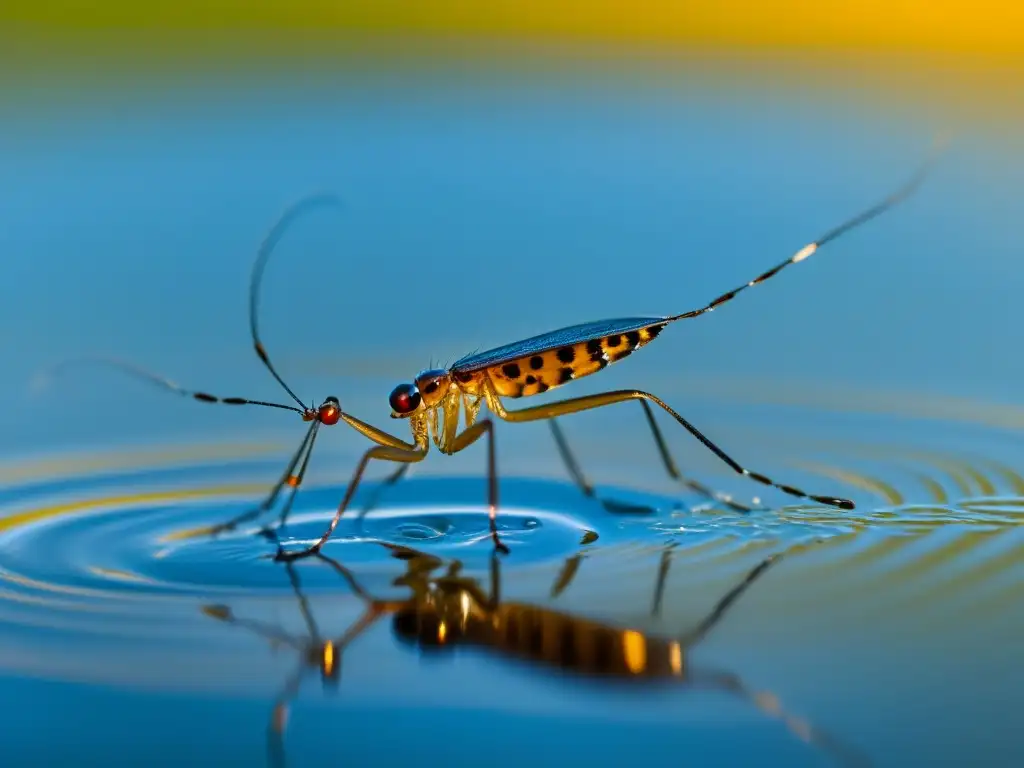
[669,143,943,323]
[35,194,343,417]
[32,356,303,414]
[249,193,342,408]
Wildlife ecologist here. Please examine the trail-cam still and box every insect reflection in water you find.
[203,542,870,767]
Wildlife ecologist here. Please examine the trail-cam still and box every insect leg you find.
[210,421,320,536]
[684,536,830,646]
[694,669,872,768]
[651,543,677,619]
[292,554,397,662]
[272,422,322,532]
[268,661,307,763]
[275,444,428,561]
[309,557,400,683]
[266,604,386,766]
[548,534,602,599]
[282,558,323,639]
[447,419,508,554]
[682,551,783,647]
[315,550,400,605]
[199,603,308,768]
[550,547,684,649]
[488,547,503,608]
[635,401,762,512]
[550,551,584,599]
[199,604,304,650]
[337,412,422,451]
[486,386,854,510]
[550,405,761,513]
[548,418,596,497]
[201,552,330,648]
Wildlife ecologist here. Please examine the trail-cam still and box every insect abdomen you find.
[486,322,667,399]
[490,603,684,679]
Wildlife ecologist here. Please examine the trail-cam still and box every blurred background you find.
[2,1,1024,450]
[0,3,1022,767]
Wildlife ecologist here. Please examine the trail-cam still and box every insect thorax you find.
[449,368,488,397]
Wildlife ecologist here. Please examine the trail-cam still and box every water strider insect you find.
[202,541,870,767]
[47,151,934,559]
[275,154,932,559]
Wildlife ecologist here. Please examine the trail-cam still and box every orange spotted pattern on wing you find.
[479,322,667,398]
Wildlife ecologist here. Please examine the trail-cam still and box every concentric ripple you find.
[0,386,1022,691]
[0,456,599,601]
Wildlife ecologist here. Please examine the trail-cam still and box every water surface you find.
[0,48,1022,767]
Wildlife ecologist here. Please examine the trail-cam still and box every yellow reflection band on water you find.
[87,567,157,585]
[0,442,284,486]
[0,484,265,535]
[0,484,266,600]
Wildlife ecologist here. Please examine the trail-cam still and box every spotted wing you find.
[452,316,670,398]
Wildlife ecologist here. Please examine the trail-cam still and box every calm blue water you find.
[0,50,1022,767]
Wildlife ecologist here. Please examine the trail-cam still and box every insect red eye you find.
[389,383,421,414]
[318,404,340,425]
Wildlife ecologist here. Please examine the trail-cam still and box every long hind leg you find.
[549,401,761,514]
[487,386,853,510]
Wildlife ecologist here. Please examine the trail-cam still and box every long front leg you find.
[272,425,322,532]
[487,386,854,510]
[275,443,428,562]
[207,421,322,536]
[447,419,508,554]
